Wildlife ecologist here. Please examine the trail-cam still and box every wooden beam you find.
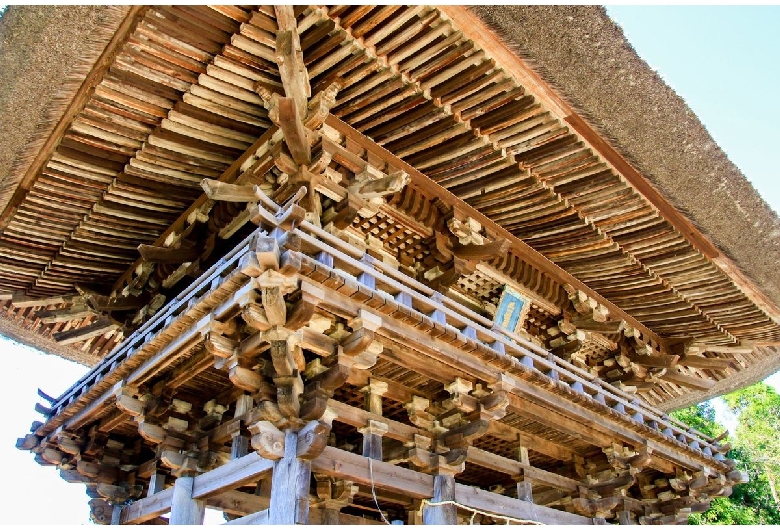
[485,419,576,462]
[11,293,79,308]
[678,354,734,370]
[191,451,274,499]
[137,244,202,264]
[225,507,384,526]
[274,5,310,116]
[120,488,174,524]
[311,446,434,499]
[454,484,594,525]
[206,490,268,516]
[327,398,420,444]
[37,305,98,324]
[467,446,583,493]
[224,509,268,526]
[52,317,119,345]
[662,370,716,392]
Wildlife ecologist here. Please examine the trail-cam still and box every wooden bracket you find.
[248,420,286,460]
[297,409,337,460]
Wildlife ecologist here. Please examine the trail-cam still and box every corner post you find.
[169,475,205,525]
[268,429,311,525]
[422,461,462,525]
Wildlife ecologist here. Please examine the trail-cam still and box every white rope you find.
[420,499,545,525]
[367,455,543,526]
[368,457,393,525]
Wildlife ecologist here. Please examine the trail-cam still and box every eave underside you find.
[0,5,778,410]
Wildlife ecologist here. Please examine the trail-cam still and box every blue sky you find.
[2,5,780,524]
[606,5,780,213]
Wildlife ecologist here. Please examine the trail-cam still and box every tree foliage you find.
[671,382,780,524]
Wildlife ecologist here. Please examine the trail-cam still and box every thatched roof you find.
[0,5,777,408]
[471,5,780,407]
[0,6,130,215]
[473,5,780,310]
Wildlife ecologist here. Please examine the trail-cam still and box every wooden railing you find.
[43,230,258,419]
[289,217,725,458]
[38,197,725,459]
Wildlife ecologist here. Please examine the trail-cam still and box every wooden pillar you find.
[148,473,166,497]
[268,429,311,525]
[232,394,253,460]
[315,474,358,525]
[169,476,205,525]
[360,420,388,460]
[618,510,636,525]
[408,500,424,525]
[363,379,388,416]
[515,446,534,502]
[111,506,123,525]
[361,380,388,460]
[231,434,249,460]
[422,463,460,525]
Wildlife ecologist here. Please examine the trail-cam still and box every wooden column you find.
[361,380,388,460]
[618,509,637,525]
[231,434,249,460]
[360,420,388,461]
[316,477,357,525]
[231,394,253,460]
[515,446,534,502]
[111,506,123,525]
[422,463,460,525]
[268,430,311,525]
[148,472,166,497]
[169,476,205,525]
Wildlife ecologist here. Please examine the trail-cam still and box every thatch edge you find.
[468,5,780,305]
[0,5,131,215]
[661,346,780,411]
[0,315,95,367]
[468,5,780,402]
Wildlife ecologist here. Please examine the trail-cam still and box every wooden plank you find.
[312,446,434,499]
[52,317,119,345]
[466,447,583,493]
[206,490,268,516]
[453,484,594,525]
[224,509,268,525]
[121,488,174,524]
[192,450,274,499]
[485,421,576,462]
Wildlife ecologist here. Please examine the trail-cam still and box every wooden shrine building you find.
[4,5,780,525]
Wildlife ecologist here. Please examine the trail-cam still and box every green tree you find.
[670,400,719,438]
[670,383,780,524]
[724,383,780,509]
